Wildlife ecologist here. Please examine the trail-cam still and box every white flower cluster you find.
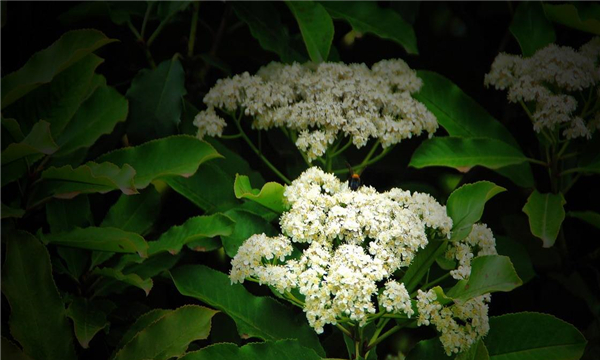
[417,290,491,355]
[484,37,600,139]
[230,167,451,333]
[445,223,497,280]
[194,60,438,161]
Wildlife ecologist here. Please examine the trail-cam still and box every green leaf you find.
[509,2,556,57]
[457,340,489,360]
[46,195,93,233]
[410,137,530,172]
[55,85,128,156]
[401,239,447,293]
[93,267,153,296]
[1,29,116,109]
[1,231,77,360]
[543,3,600,35]
[179,339,323,360]
[286,1,333,63]
[321,1,418,54]
[234,174,287,214]
[406,337,449,360]
[66,297,114,348]
[221,209,278,257]
[1,120,58,165]
[42,227,149,257]
[446,255,523,304]
[58,2,147,25]
[1,202,25,219]
[522,190,566,248]
[125,57,186,143]
[446,181,506,241]
[1,337,34,360]
[116,309,171,352]
[568,211,600,229]
[485,312,587,360]
[156,1,192,21]
[101,186,161,235]
[495,236,535,284]
[148,214,235,256]
[96,135,222,189]
[113,305,218,360]
[413,71,533,187]
[231,2,308,63]
[171,265,325,356]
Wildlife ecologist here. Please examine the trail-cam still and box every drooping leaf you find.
[321,1,418,55]
[543,3,600,35]
[401,239,447,293]
[485,312,587,360]
[231,2,308,63]
[113,305,218,360]
[410,137,530,172]
[116,309,171,352]
[286,1,334,63]
[101,186,161,235]
[522,190,566,248]
[446,181,506,241]
[57,247,89,281]
[42,227,148,257]
[93,267,153,296]
[221,209,278,257]
[1,337,35,360]
[46,195,93,232]
[568,211,600,229]
[147,214,235,256]
[1,231,77,360]
[495,236,535,284]
[55,85,128,156]
[125,57,186,143]
[96,135,222,189]
[179,339,323,360]
[171,265,325,356]
[1,202,25,219]
[1,29,115,109]
[234,174,287,214]
[510,2,556,57]
[446,255,523,303]
[66,297,115,349]
[1,120,58,165]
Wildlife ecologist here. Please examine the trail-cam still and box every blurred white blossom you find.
[194,60,438,161]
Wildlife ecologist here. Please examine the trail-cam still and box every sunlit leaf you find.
[42,227,148,257]
[234,174,287,214]
[221,209,278,257]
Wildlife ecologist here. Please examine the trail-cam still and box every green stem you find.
[366,324,404,351]
[556,141,570,159]
[526,157,549,167]
[336,323,353,338]
[188,1,200,57]
[519,100,554,144]
[331,138,353,157]
[148,7,179,47]
[563,173,581,195]
[221,133,242,140]
[368,318,390,347]
[559,152,578,160]
[141,2,154,38]
[421,272,451,291]
[127,20,142,40]
[127,20,156,68]
[233,113,291,184]
[360,140,381,168]
[559,167,583,177]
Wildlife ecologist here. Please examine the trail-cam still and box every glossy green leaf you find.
[231,2,307,63]
[116,309,171,352]
[42,227,148,257]
[66,297,114,348]
[544,3,600,35]
[221,209,278,257]
[1,120,58,165]
[1,337,34,360]
[401,239,447,293]
[94,267,153,296]
[495,236,535,284]
[179,339,323,360]
[96,135,222,189]
[446,255,523,303]
[457,340,490,360]
[568,211,600,229]
[234,174,287,214]
[522,190,566,248]
[101,186,161,235]
[485,312,587,360]
[447,181,506,241]
[1,231,77,360]
[113,305,218,360]
[413,71,533,187]
[406,337,449,360]
[287,1,333,63]
[148,214,235,256]
[171,265,325,356]
[321,1,418,54]
[410,137,529,172]
[55,85,128,156]
[510,2,556,57]
[1,29,115,109]
[1,202,25,219]
[126,57,186,143]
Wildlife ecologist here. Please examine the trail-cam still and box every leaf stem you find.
[336,323,353,338]
[366,324,404,351]
[188,1,200,57]
[141,2,154,38]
